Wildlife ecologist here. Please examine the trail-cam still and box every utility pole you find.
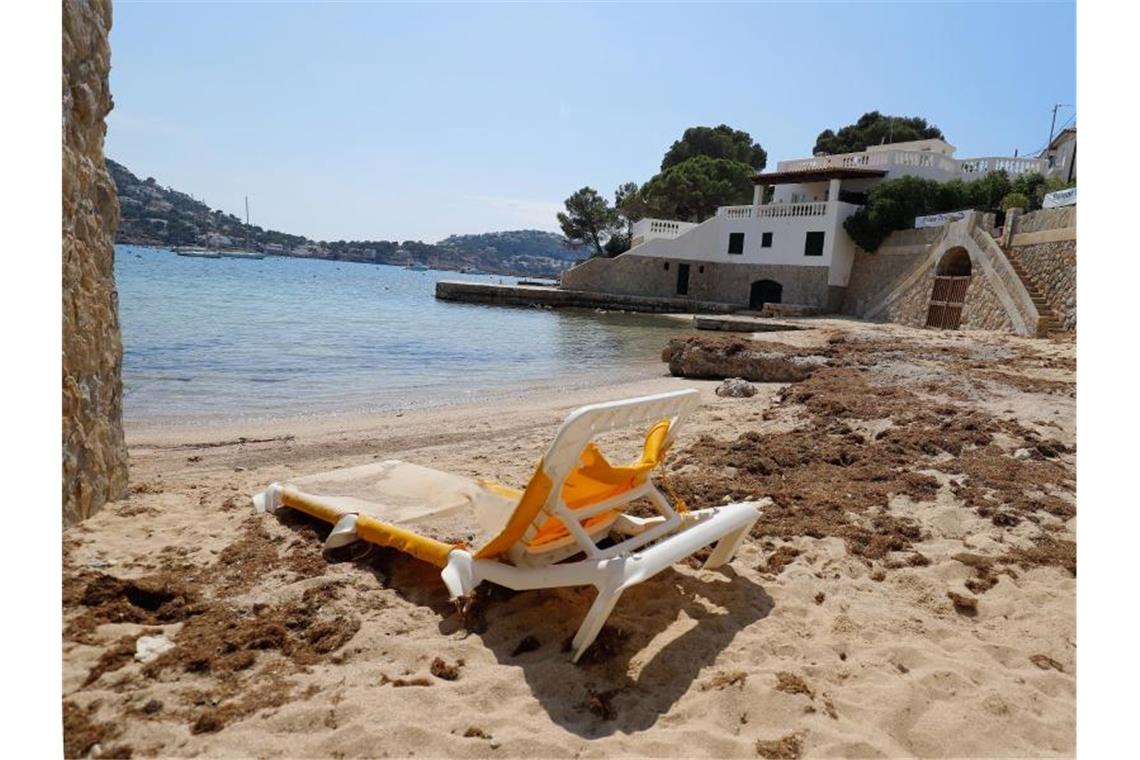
[1047,103,1072,156]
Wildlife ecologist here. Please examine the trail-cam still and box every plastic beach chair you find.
[252,389,766,662]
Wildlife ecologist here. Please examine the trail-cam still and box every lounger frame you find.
[255,389,765,662]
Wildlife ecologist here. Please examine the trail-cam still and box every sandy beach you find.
[62,318,1075,759]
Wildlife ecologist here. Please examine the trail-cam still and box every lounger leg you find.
[571,585,624,663]
[703,513,760,570]
[324,514,360,551]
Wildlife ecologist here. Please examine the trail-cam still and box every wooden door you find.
[926,275,970,329]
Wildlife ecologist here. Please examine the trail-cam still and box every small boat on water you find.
[405,263,430,272]
[175,247,222,259]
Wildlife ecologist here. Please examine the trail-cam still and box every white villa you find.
[561,138,1050,311]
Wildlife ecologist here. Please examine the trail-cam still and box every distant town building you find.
[1041,127,1076,183]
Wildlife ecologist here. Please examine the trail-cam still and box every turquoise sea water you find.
[115,246,691,422]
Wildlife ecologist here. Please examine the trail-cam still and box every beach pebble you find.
[1012,448,1033,461]
[715,378,758,398]
[135,635,175,663]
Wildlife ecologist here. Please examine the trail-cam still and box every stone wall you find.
[63,0,128,525]
[1008,240,1077,331]
[871,252,1013,333]
[842,247,926,316]
[877,265,934,327]
[847,214,1037,336]
[959,272,1016,333]
[1013,206,1076,234]
[560,254,832,308]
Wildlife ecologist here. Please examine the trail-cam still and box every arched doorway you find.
[926,248,972,329]
[750,279,782,309]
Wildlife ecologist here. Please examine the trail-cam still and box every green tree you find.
[608,182,642,257]
[1001,192,1030,211]
[661,125,767,171]
[557,187,620,257]
[965,170,1011,210]
[635,156,754,222]
[813,111,945,155]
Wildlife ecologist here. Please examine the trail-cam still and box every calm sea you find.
[115,246,692,423]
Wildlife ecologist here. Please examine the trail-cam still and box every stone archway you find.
[927,247,972,329]
[749,279,782,309]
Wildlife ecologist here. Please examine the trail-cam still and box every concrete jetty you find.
[435,281,738,314]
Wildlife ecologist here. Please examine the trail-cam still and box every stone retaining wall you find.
[842,245,927,316]
[1013,206,1076,234]
[63,0,128,525]
[561,254,833,309]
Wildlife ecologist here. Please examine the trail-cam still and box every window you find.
[761,232,773,248]
[804,231,825,257]
[663,261,670,271]
[727,232,745,255]
[698,265,705,273]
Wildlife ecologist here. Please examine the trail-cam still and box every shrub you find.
[1001,192,1029,211]
[844,170,1014,252]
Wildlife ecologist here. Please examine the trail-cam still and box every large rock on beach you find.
[62,0,128,525]
[662,335,826,383]
[715,378,758,398]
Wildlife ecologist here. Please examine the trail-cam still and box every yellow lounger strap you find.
[278,485,458,568]
[355,514,457,568]
[278,486,346,525]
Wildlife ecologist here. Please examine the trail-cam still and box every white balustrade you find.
[630,218,698,243]
[778,149,1045,179]
[755,201,827,218]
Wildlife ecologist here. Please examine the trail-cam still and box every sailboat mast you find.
[245,196,250,226]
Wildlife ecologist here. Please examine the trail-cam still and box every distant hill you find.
[437,230,581,262]
[107,159,585,277]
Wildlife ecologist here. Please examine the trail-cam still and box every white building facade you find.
[564,139,1047,311]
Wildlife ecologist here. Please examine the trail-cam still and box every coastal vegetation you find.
[556,187,620,258]
[844,170,1074,252]
[108,159,578,277]
[813,111,945,155]
[557,125,767,257]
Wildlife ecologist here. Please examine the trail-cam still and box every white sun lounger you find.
[253,389,766,661]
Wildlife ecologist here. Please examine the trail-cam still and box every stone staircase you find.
[1005,255,1059,337]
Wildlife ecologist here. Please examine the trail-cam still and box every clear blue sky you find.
[106,1,1075,243]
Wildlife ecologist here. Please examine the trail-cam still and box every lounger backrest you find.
[541,389,700,483]
[473,389,700,560]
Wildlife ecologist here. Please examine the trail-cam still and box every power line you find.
[1019,111,1076,158]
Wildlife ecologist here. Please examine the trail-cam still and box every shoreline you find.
[123,364,684,444]
[124,372,709,455]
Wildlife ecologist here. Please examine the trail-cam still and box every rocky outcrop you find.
[662,336,827,383]
[63,0,128,525]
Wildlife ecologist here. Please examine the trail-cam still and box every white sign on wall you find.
[1043,187,1077,208]
[914,209,971,229]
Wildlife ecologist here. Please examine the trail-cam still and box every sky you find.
[106,1,1076,243]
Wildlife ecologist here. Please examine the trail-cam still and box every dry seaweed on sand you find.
[430,656,464,680]
[755,732,804,759]
[701,671,748,690]
[775,672,814,697]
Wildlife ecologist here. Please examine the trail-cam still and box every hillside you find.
[107,159,583,277]
[437,230,581,262]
